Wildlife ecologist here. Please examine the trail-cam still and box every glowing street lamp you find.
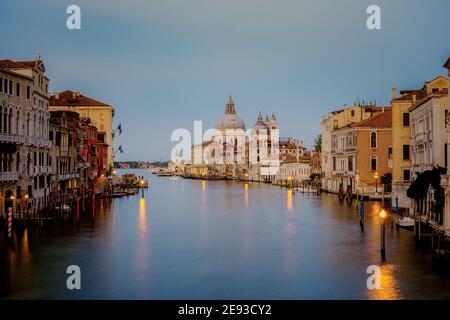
[380,209,386,258]
[24,193,30,218]
[140,179,145,198]
[374,172,379,193]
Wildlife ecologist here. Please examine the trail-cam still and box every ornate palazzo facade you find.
[0,58,51,215]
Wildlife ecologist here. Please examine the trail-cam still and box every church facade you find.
[186,96,279,181]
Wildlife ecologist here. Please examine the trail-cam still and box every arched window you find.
[27,153,32,175]
[16,152,20,172]
[3,108,7,133]
[370,131,377,149]
[8,153,12,171]
[26,113,30,136]
[16,110,20,135]
[8,108,12,134]
[371,155,377,171]
[33,114,36,137]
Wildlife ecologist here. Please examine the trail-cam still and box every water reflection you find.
[138,197,147,237]
[367,264,402,300]
[135,194,150,290]
[244,183,249,209]
[1,170,450,299]
[286,189,293,212]
[201,180,207,207]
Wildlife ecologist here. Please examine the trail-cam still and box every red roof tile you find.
[392,90,426,102]
[408,88,448,112]
[50,90,110,107]
[351,111,392,128]
[0,59,43,69]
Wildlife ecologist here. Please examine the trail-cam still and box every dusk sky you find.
[1,0,449,161]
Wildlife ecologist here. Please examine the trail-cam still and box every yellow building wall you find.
[356,129,392,188]
[328,105,382,129]
[392,100,412,183]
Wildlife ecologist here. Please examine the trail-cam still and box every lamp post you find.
[288,176,292,189]
[24,193,29,219]
[380,208,386,258]
[140,179,145,198]
[374,172,379,194]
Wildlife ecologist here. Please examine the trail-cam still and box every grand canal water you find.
[1,169,450,299]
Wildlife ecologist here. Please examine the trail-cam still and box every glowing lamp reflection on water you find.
[287,189,293,212]
[138,197,147,236]
[380,209,386,219]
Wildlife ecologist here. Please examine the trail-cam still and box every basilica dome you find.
[215,96,246,130]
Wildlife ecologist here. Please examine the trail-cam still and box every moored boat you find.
[398,216,415,228]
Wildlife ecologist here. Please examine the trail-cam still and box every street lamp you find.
[24,193,29,218]
[380,208,386,258]
[140,179,145,198]
[288,176,292,188]
[374,172,379,194]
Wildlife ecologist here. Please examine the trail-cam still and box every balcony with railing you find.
[32,166,52,175]
[0,132,25,145]
[25,136,51,148]
[57,172,80,181]
[414,132,427,144]
[27,136,36,145]
[0,172,19,182]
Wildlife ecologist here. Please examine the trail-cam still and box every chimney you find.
[55,93,59,99]
[391,88,397,99]
[412,94,416,105]
[76,91,81,97]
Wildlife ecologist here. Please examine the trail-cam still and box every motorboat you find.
[111,191,127,198]
[398,216,415,228]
